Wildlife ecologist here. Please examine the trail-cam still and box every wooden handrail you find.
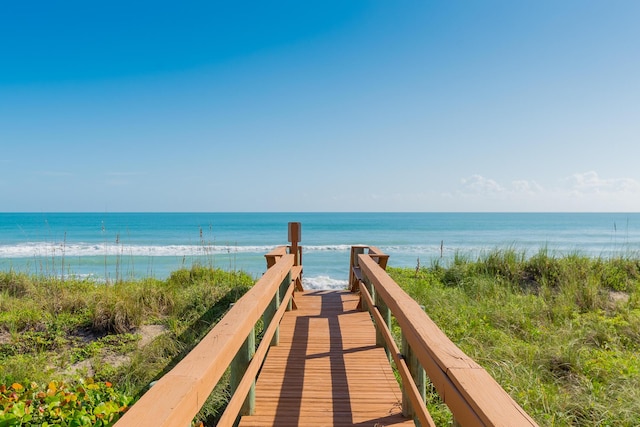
[366,245,389,269]
[357,250,538,427]
[216,279,295,425]
[264,245,288,268]
[115,254,296,427]
[349,245,388,291]
[358,280,436,427]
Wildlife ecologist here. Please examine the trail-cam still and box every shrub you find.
[477,248,524,282]
[92,296,142,334]
[0,272,34,298]
[0,379,131,426]
[524,249,562,287]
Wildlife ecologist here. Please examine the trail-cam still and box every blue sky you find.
[1,1,639,212]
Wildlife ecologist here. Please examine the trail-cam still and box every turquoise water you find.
[1,212,639,289]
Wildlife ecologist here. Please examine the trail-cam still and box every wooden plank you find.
[367,246,389,269]
[239,290,415,427]
[448,367,538,427]
[239,415,413,427]
[265,246,288,268]
[290,265,304,291]
[352,266,363,282]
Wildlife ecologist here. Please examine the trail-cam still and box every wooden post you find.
[349,246,366,291]
[288,222,301,266]
[280,272,292,311]
[230,328,256,416]
[402,334,426,424]
[360,276,374,312]
[263,288,280,346]
[374,291,391,362]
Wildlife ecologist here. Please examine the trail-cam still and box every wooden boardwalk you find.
[115,238,537,427]
[239,290,415,427]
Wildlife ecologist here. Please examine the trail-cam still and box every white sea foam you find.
[303,275,349,290]
[304,245,352,252]
[0,243,279,258]
[1,240,618,262]
[0,243,359,258]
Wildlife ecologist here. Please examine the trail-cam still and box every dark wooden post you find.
[349,246,367,291]
[288,222,301,266]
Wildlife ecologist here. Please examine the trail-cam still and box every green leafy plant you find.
[0,379,131,426]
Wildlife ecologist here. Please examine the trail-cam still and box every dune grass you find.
[388,248,640,426]
[0,266,254,425]
[4,249,640,425]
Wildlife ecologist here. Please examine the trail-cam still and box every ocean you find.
[1,212,639,289]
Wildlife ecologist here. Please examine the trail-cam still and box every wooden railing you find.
[115,225,536,427]
[115,247,302,427]
[350,246,538,427]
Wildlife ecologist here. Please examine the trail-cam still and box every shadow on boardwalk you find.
[239,290,413,427]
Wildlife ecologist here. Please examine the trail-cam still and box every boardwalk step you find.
[238,290,414,427]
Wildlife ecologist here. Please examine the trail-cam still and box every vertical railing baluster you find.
[402,334,426,425]
[349,246,366,291]
[264,287,280,347]
[280,272,292,311]
[401,334,411,419]
[230,328,256,416]
[374,290,392,361]
[361,276,373,312]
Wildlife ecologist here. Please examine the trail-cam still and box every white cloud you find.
[512,180,544,194]
[289,172,640,212]
[460,175,505,195]
[563,171,640,195]
[458,175,543,198]
[453,172,640,211]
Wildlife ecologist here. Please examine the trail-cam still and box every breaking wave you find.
[0,243,360,258]
[303,276,349,290]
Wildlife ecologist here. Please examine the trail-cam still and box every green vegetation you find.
[5,249,640,426]
[0,266,254,426]
[388,249,640,426]
[0,379,129,426]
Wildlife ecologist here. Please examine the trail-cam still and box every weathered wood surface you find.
[358,254,539,427]
[366,245,389,269]
[238,290,414,427]
[265,246,288,268]
[290,265,304,291]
